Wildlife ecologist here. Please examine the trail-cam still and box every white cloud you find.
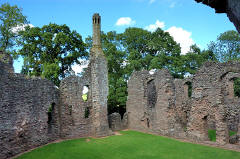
[149,0,156,4]
[169,2,176,8]
[145,20,165,32]
[11,24,34,34]
[72,60,89,75]
[166,26,194,54]
[115,17,136,26]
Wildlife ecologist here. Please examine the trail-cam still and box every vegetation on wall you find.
[234,78,240,97]
[208,129,237,142]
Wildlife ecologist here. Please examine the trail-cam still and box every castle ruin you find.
[0,13,109,159]
[0,13,240,159]
[126,62,240,145]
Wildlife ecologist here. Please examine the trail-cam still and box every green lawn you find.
[17,130,240,159]
[208,129,237,142]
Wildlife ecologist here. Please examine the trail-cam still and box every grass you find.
[17,130,240,159]
[208,129,237,142]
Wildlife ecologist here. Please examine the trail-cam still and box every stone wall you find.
[187,62,240,144]
[0,13,110,158]
[59,68,93,138]
[126,69,185,138]
[0,51,14,73]
[0,56,60,159]
[126,62,240,145]
[108,112,128,131]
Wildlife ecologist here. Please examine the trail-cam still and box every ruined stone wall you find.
[126,62,240,145]
[126,69,185,138]
[0,51,14,73]
[221,71,240,132]
[108,112,128,131]
[186,62,240,144]
[0,13,110,159]
[174,79,192,130]
[126,70,150,132]
[59,68,93,138]
[0,59,60,159]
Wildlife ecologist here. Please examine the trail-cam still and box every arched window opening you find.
[233,77,240,97]
[47,103,55,124]
[69,105,72,115]
[147,79,156,109]
[184,81,192,98]
[84,107,90,118]
[95,17,97,24]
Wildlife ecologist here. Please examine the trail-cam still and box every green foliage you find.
[234,78,240,97]
[48,105,53,113]
[0,3,28,52]
[181,44,217,75]
[120,28,182,78]
[82,94,88,101]
[208,30,240,62]
[18,23,87,86]
[185,81,192,97]
[208,129,237,142]
[208,129,216,142]
[17,130,240,159]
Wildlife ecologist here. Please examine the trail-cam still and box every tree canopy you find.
[0,3,28,52]
[18,23,87,86]
[208,30,240,62]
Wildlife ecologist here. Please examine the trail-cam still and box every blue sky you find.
[2,0,236,73]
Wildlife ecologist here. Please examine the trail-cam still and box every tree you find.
[119,27,182,78]
[0,3,28,52]
[208,30,240,62]
[181,44,216,75]
[18,23,87,86]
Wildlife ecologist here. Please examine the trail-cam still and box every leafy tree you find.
[0,3,28,52]
[208,30,240,62]
[18,23,87,86]
[119,28,182,77]
[181,44,217,75]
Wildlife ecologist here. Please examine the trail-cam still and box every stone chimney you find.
[92,13,101,47]
[90,13,110,137]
